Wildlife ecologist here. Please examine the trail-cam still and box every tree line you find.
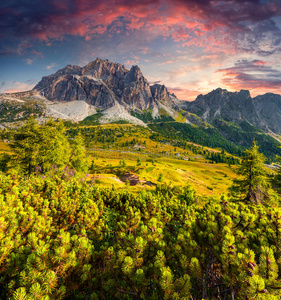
[0,118,89,175]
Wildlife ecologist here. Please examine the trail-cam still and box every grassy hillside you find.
[0,122,241,197]
[64,123,239,196]
[2,122,278,198]
[149,121,281,162]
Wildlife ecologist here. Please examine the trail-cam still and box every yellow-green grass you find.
[89,136,209,162]
[0,141,11,153]
[175,112,187,123]
[0,129,238,197]
[83,124,228,159]
[89,153,238,197]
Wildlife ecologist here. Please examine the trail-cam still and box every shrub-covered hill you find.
[1,172,281,299]
[149,122,281,162]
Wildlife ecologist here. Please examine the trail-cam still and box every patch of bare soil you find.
[119,173,156,186]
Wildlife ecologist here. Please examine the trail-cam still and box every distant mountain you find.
[254,93,281,134]
[30,59,281,135]
[33,58,180,124]
[180,88,268,130]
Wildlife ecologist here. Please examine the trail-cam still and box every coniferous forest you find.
[0,119,280,300]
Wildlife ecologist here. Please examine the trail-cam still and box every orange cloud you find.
[216,59,281,97]
[31,50,43,57]
[5,0,279,56]
[168,87,201,101]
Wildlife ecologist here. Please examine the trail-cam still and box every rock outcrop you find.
[254,93,281,134]
[33,58,176,115]
[182,88,268,130]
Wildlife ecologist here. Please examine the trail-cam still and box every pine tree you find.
[230,142,269,203]
[10,118,71,175]
[137,157,141,166]
[37,119,71,172]
[10,118,41,176]
[69,132,89,173]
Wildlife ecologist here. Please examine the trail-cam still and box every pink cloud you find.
[5,0,279,56]
[216,59,281,96]
[124,59,140,67]
[31,50,43,58]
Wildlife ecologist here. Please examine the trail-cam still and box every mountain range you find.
[1,57,281,159]
[30,58,281,135]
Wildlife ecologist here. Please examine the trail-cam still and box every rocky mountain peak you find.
[151,84,173,104]
[253,93,281,133]
[33,58,178,116]
[237,89,251,99]
[201,88,250,99]
[184,87,265,129]
[55,65,82,76]
[82,58,128,78]
[210,87,227,94]
[125,65,144,83]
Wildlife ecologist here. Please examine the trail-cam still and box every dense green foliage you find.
[9,119,89,175]
[67,125,148,146]
[214,120,281,162]
[1,120,281,299]
[149,122,242,156]
[11,119,71,175]
[230,143,270,203]
[69,132,90,173]
[149,122,281,162]
[206,151,239,165]
[0,172,281,299]
[0,100,44,122]
[130,110,174,123]
[79,113,103,126]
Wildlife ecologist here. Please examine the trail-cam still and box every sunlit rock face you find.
[34,58,177,112]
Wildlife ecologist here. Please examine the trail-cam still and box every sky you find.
[1,0,281,100]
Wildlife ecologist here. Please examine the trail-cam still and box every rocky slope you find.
[254,93,281,134]
[33,58,179,123]
[181,88,266,128]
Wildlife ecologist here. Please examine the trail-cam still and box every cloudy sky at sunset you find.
[1,0,281,100]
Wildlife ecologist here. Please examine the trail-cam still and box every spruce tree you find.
[37,119,71,172]
[69,132,89,173]
[230,142,269,203]
[11,118,71,175]
[10,118,41,176]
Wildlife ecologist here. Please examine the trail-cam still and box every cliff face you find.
[182,88,268,130]
[33,58,176,112]
[254,93,281,134]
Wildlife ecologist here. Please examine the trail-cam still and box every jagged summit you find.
[182,87,266,131]
[55,65,83,76]
[82,58,128,78]
[196,88,251,101]
[33,58,179,124]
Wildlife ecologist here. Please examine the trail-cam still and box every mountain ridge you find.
[1,58,281,162]
[6,58,281,136]
[33,58,179,124]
